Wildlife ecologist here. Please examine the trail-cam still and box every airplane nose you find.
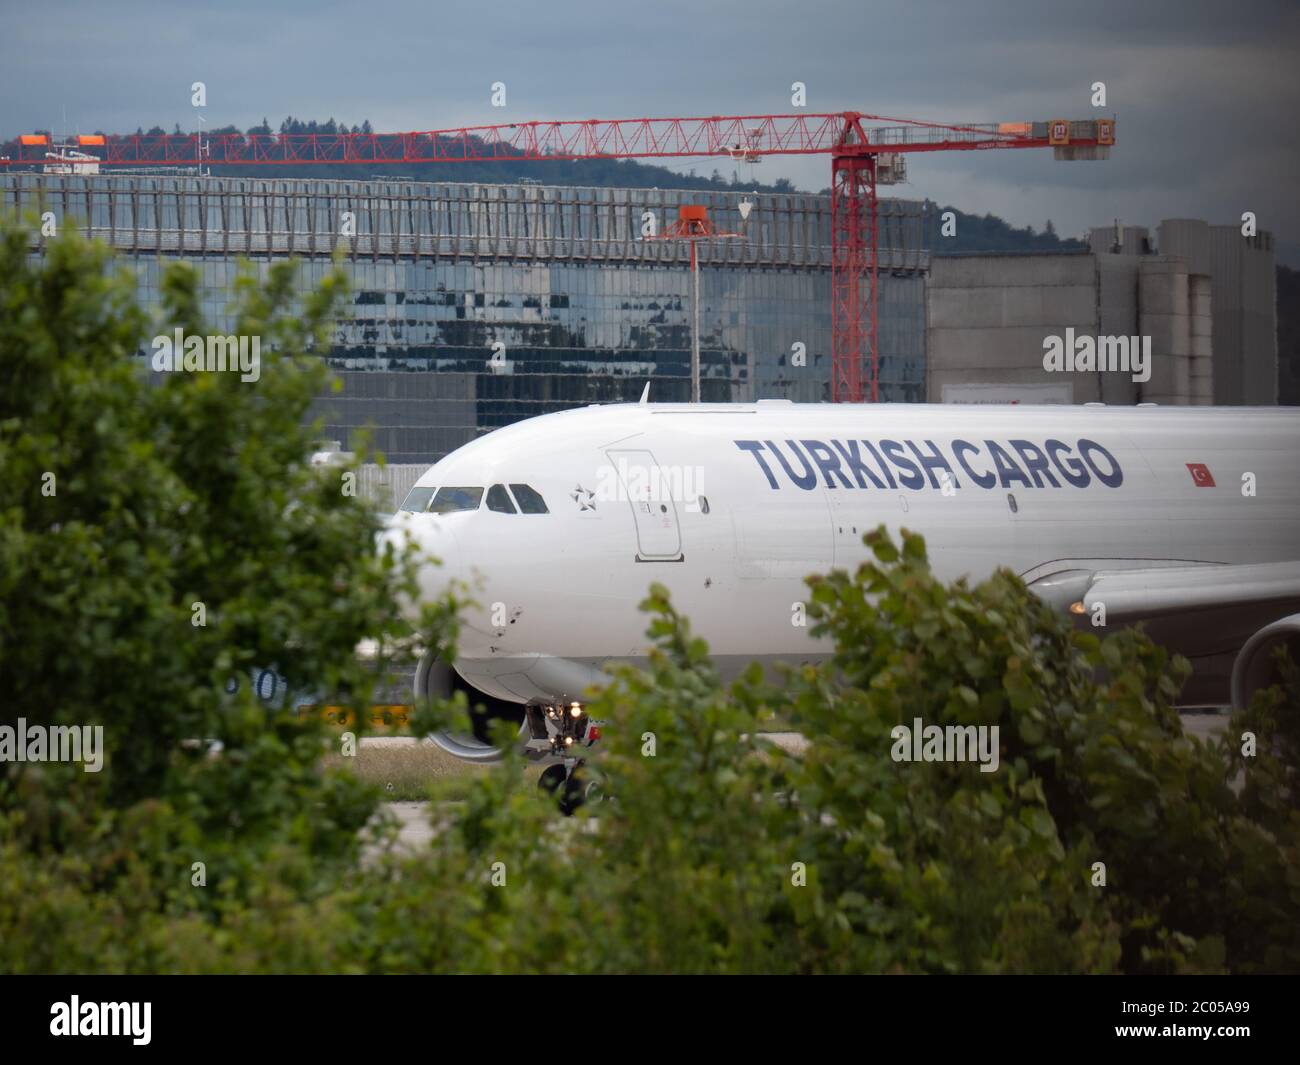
[377,512,462,612]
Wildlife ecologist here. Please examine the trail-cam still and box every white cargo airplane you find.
[382,400,1300,780]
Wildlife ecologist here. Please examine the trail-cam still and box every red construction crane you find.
[3,112,1114,402]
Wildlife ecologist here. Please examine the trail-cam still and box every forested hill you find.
[127,116,810,197]
[922,206,1084,254]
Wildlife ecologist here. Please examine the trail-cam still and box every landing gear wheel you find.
[559,773,584,816]
[538,764,567,796]
[559,767,602,816]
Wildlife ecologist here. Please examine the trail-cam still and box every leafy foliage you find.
[0,215,447,885]
[315,533,1300,973]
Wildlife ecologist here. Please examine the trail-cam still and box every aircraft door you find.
[604,448,683,561]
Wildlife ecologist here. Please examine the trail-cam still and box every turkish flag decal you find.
[1186,462,1216,487]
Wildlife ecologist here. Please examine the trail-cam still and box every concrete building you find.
[1206,225,1279,405]
[927,252,1115,405]
[926,219,1277,406]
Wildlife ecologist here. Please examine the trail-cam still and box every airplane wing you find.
[1028,559,1300,707]
[1074,560,1300,622]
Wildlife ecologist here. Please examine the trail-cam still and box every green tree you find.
[0,216,452,886]
[781,529,1299,972]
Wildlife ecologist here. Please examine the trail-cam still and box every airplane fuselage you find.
[388,402,1300,714]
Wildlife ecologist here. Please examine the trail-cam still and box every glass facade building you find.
[5,172,930,461]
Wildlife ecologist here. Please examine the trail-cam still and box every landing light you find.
[570,703,582,717]
[1069,601,1087,615]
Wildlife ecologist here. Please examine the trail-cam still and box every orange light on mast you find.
[645,204,745,403]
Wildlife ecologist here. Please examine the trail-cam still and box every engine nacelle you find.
[414,653,526,763]
[1231,613,1300,710]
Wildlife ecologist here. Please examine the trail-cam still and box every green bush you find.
[379,531,1297,974]
[0,217,447,897]
[2,220,1296,973]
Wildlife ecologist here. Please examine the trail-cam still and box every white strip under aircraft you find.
[381,400,1300,781]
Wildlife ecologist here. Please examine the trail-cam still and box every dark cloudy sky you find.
[4,0,1298,261]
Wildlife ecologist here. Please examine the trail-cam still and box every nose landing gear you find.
[528,701,602,816]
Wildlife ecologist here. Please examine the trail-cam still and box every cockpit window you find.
[399,486,436,513]
[508,484,549,514]
[428,486,483,514]
[486,484,516,513]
